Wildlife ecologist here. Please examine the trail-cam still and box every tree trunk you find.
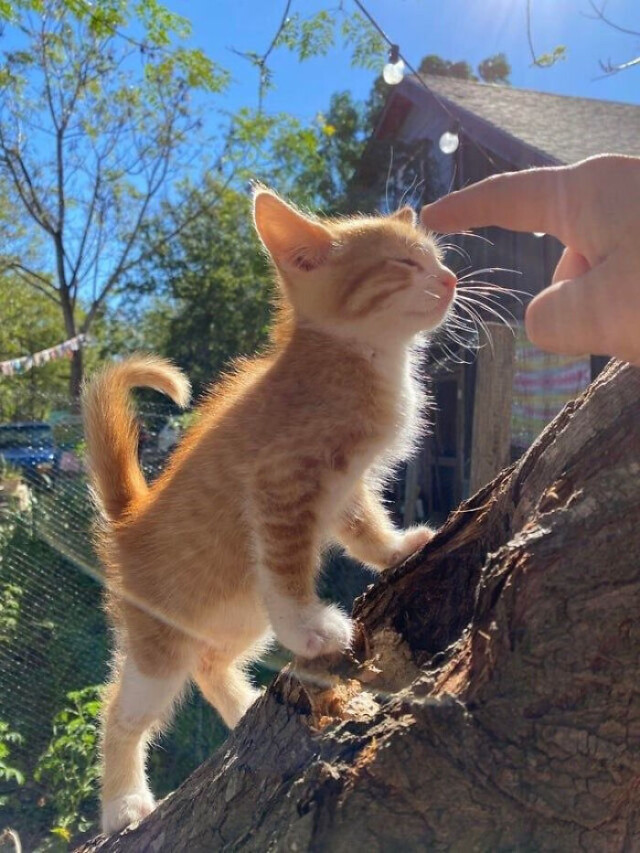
[59,288,83,401]
[69,346,83,402]
[77,360,640,852]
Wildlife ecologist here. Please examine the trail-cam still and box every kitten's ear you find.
[390,206,417,226]
[253,189,332,272]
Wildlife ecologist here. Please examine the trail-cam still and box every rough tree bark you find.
[78,360,640,852]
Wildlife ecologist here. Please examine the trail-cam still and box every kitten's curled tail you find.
[82,354,191,522]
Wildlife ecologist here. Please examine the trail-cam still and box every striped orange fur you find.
[83,189,457,835]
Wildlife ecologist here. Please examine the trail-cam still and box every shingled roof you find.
[399,75,640,165]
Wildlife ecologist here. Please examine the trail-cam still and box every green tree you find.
[0,2,391,401]
[130,179,272,396]
[419,52,512,84]
[0,0,227,399]
[477,52,511,83]
[420,54,477,80]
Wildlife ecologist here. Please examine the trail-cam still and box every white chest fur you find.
[372,342,428,479]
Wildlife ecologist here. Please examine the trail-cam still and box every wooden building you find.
[357,75,640,523]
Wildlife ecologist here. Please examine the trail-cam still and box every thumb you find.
[525,255,618,357]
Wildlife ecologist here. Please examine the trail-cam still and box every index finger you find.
[420,166,572,242]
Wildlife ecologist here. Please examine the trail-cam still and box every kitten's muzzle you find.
[440,269,457,291]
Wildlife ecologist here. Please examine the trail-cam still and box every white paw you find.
[388,525,434,567]
[102,789,156,835]
[267,597,354,659]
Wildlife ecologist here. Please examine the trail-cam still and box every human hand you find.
[420,154,640,366]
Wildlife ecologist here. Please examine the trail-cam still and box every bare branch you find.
[597,53,640,76]
[5,263,62,306]
[0,126,56,235]
[584,1,640,38]
[82,167,237,329]
[525,0,550,68]
[231,0,293,112]
[68,156,103,290]
[80,140,176,329]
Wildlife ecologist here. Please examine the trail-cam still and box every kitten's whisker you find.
[458,266,522,281]
[441,230,495,247]
[458,279,530,298]
[423,288,443,301]
[438,243,471,263]
[453,300,495,352]
[457,290,519,317]
[457,294,517,325]
[437,337,473,366]
[456,284,523,318]
[411,179,425,208]
[456,296,517,332]
[399,171,418,209]
[385,145,394,214]
[437,310,483,358]
[459,284,528,305]
[445,326,477,349]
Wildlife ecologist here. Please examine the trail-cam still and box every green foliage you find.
[419,52,512,85]
[0,482,107,844]
[301,92,368,214]
[35,686,102,840]
[0,0,231,399]
[341,11,386,70]
[0,721,25,805]
[0,278,69,422]
[272,8,386,69]
[130,180,272,395]
[0,583,23,645]
[276,10,335,61]
[419,54,478,80]
[534,45,568,68]
[478,52,512,83]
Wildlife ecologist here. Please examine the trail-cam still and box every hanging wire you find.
[351,0,500,169]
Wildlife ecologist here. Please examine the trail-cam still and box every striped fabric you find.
[511,325,591,451]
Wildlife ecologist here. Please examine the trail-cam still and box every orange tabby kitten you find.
[82,189,457,834]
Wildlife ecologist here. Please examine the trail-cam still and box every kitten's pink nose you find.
[440,269,457,291]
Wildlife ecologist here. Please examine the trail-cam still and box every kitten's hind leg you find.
[101,653,189,836]
[194,648,262,728]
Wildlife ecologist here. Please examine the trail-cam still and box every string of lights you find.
[352,0,499,166]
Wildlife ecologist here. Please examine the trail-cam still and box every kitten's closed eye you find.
[390,257,424,271]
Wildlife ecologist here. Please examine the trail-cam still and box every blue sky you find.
[170,0,639,125]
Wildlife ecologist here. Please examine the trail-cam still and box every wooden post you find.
[469,322,516,493]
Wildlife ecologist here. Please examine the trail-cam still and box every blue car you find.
[0,422,60,484]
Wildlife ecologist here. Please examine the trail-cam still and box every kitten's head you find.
[253,187,456,347]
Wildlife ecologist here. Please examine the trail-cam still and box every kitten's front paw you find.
[388,525,434,567]
[269,598,354,659]
[102,789,156,836]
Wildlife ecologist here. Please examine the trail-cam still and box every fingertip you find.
[420,198,460,233]
[419,200,443,231]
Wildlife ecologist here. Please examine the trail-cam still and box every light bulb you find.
[383,58,405,85]
[439,130,460,155]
